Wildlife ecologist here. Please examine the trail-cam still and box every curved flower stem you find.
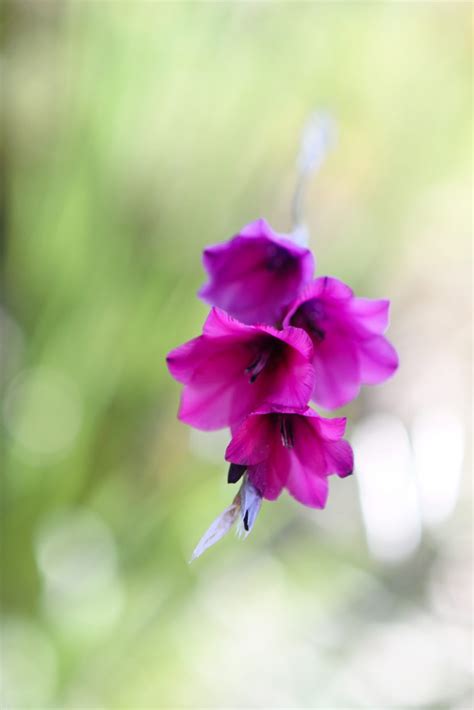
[291,111,336,246]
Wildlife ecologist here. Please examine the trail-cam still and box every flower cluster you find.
[167,218,398,558]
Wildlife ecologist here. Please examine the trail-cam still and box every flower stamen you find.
[280,415,294,449]
[245,349,271,383]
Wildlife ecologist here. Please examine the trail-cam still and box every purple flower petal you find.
[225,407,353,509]
[312,330,361,409]
[166,308,315,431]
[199,219,314,326]
[358,334,399,384]
[346,297,390,335]
[284,416,329,507]
[284,276,398,409]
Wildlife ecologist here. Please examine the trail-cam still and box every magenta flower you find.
[199,218,314,326]
[225,406,353,509]
[166,308,315,431]
[283,277,399,409]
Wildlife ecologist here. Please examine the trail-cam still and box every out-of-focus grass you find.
[1,2,471,708]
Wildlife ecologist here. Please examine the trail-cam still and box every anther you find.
[228,463,247,484]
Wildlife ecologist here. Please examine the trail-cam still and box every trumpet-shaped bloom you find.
[199,218,314,326]
[166,308,315,431]
[225,406,353,508]
[284,277,399,409]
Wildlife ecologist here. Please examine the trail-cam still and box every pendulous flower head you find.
[199,218,314,326]
[166,307,315,431]
[284,276,399,409]
[225,406,353,508]
[166,116,400,558]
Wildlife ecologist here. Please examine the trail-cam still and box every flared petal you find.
[239,217,276,239]
[312,414,347,441]
[285,460,329,507]
[202,306,255,339]
[323,438,354,478]
[225,413,274,466]
[283,276,353,327]
[284,276,398,409]
[200,236,275,316]
[249,452,289,501]
[166,337,203,384]
[346,297,390,335]
[315,275,354,301]
[176,338,254,430]
[262,323,313,361]
[167,309,255,385]
[285,414,353,504]
[284,416,329,507]
[225,412,286,499]
[261,325,315,410]
[358,335,399,385]
[312,331,361,409]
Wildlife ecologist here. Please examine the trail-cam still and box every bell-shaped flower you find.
[283,276,399,409]
[225,406,353,508]
[166,308,315,431]
[198,218,314,326]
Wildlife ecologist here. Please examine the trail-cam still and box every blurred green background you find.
[1,2,472,708]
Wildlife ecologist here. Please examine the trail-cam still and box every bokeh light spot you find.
[3,368,83,462]
[412,407,464,527]
[0,617,58,709]
[353,414,421,562]
[35,509,124,639]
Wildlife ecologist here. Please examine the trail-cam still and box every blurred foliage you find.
[1,2,472,708]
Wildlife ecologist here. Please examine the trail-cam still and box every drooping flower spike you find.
[166,113,398,559]
[190,406,353,560]
[199,218,314,326]
[225,406,353,508]
[166,307,315,431]
[284,276,399,409]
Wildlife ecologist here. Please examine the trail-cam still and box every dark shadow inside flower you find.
[244,336,285,384]
[290,298,327,342]
[264,242,298,273]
